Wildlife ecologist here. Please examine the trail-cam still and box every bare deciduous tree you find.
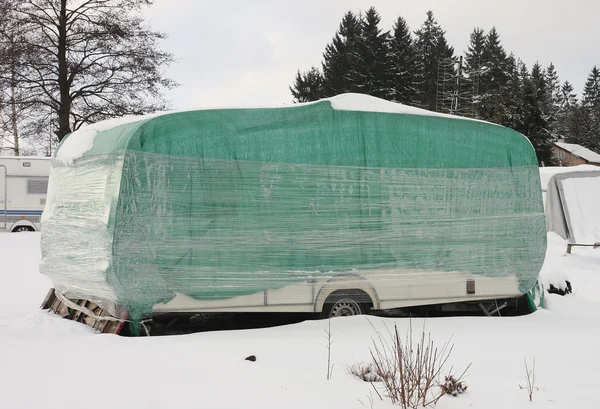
[5,0,176,142]
[0,1,34,155]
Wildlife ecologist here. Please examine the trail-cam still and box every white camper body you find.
[0,156,51,232]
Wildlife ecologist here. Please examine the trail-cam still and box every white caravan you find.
[0,156,51,232]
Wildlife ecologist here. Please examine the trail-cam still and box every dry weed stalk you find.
[368,320,466,408]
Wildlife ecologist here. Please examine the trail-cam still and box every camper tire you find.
[12,226,34,233]
[320,290,372,319]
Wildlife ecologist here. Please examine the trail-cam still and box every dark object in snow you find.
[440,375,467,397]
[245,355,256,362]
[547,280,572,296]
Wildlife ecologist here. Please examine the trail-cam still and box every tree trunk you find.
[56,0,71,141]
[10,65,20,156]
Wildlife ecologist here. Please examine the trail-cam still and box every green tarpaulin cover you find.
[40,94,547,318]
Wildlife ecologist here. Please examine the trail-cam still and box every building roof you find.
[555,142,600,164]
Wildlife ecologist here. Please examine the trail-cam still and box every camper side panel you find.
[0,158,50,232]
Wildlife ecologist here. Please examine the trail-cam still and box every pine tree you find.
[320,11,363,97]
[414,11,455,112]
[289,67,323,102]
[388,16,419,105]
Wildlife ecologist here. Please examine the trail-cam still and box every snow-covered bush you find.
[348,362,384,382]
[439,375,468,396]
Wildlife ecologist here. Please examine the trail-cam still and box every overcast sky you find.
[145,0,600,110]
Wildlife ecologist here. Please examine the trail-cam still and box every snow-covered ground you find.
[1,231,599,409]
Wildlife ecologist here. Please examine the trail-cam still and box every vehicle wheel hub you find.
[329,298,362,317]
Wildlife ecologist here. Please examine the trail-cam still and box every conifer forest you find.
[290,8,600,165]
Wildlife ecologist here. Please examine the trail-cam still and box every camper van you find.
[0,156,51,232]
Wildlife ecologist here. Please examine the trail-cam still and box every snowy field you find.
[1,232,599,409]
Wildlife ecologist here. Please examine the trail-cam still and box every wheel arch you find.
[10,219,37,232]
[313,274,380,313]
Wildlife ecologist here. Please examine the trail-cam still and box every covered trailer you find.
[40,94,546,332]
[544,168,600,245]
[539,165,598,212]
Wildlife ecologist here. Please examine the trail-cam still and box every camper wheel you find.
[321,290,372,319]
[12,226,34,232]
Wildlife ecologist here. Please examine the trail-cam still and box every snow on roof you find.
[55,94,489,165]
[55,113,165,165]
[539,164,600,190]
[555,142,600,164]
[326,93,469,119]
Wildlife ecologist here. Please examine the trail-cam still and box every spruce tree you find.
[512,60,530,130]
[496,54,522,128]
[561,81,578,108]
[435,34,458,113]
[544,63,563,140]
[518,63,555,165]
[581,66,600,151]
[562,105,591,148]
[414,11,455,112]
[388,16,419,105]
[478,27,510,123]
[557,81,582,143]
[320,11,363,97]
[582,66,600,107]
[463,28,486,118]
[355,7,392,99]
[481,28,510,88]
[289,67,323,102]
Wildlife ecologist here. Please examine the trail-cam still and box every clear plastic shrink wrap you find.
[40,94,547,320]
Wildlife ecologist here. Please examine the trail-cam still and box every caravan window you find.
[27,178,49,194]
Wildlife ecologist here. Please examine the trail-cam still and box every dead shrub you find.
[368,320,470,408]
[439,374,468,396]
[349,362,385,383]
